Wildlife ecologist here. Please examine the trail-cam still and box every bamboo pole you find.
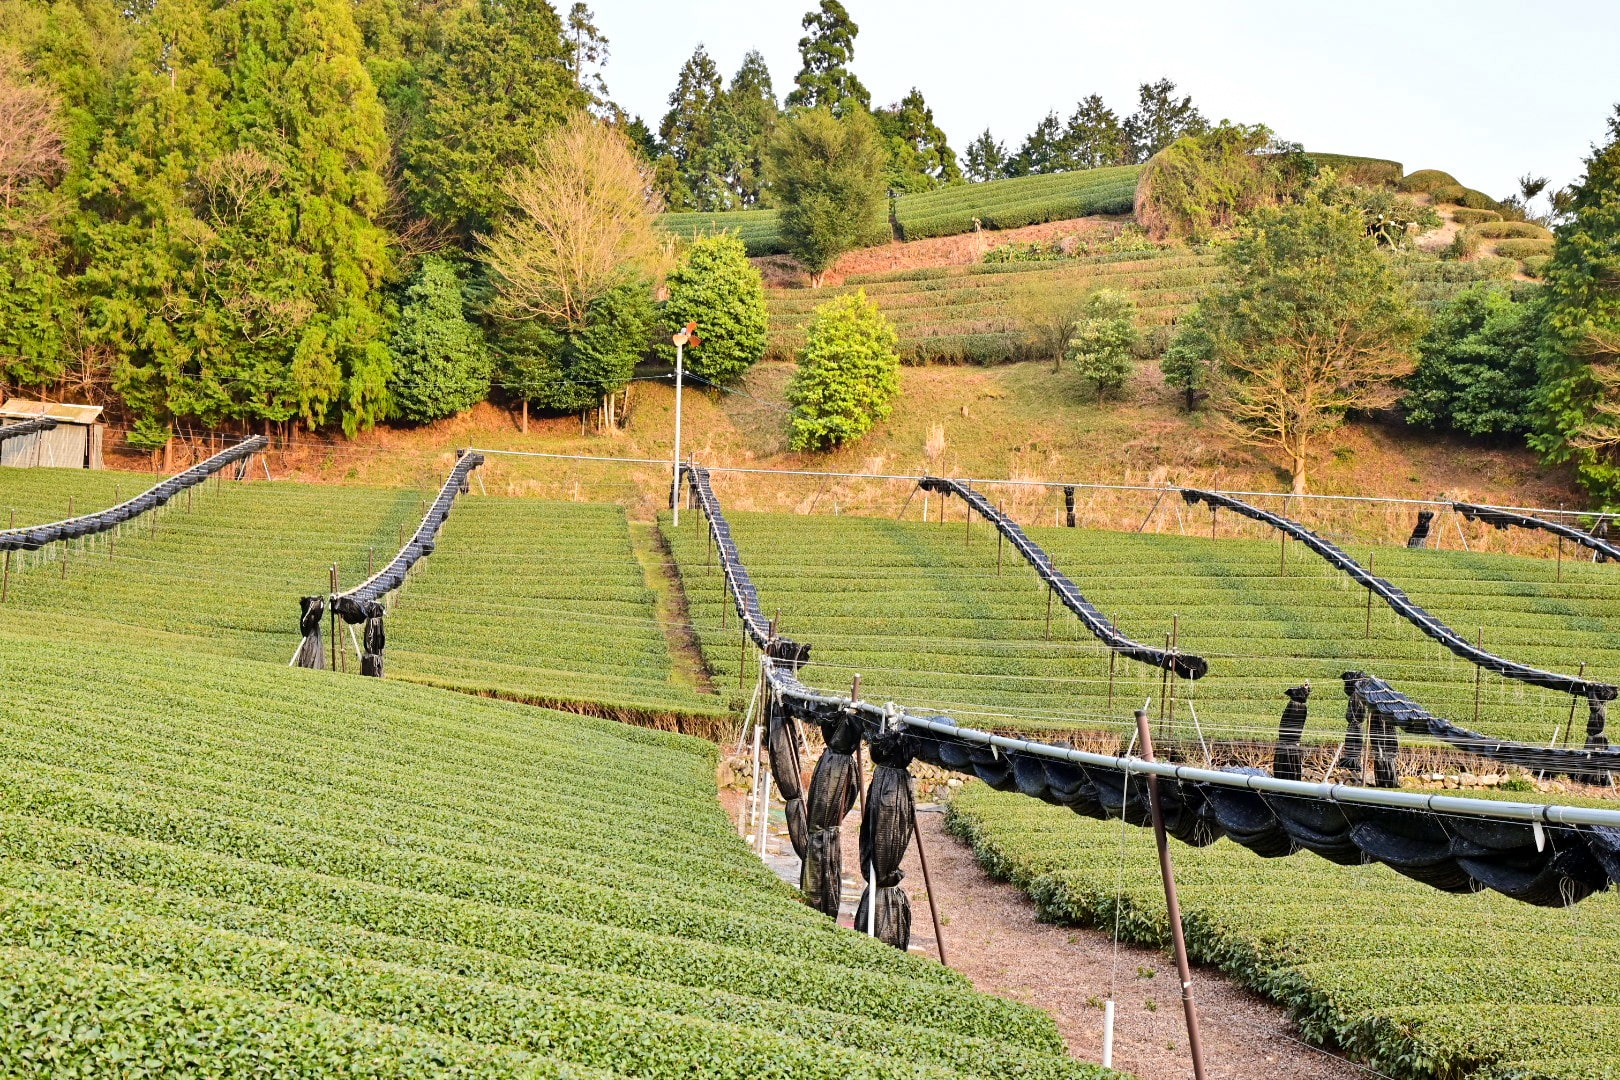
[911,804,948,967]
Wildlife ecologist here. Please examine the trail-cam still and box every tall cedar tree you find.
[388,256,492,422]
[1178,197,1424,493]
[565,3,610,107]
[875,88,959,194]
[718,51,778,208]
[399,0,585,239]
[1124,77,1207,162]
[81,0,395,438]
[784,0,868,118]
[1062,94,1132,169]
[766,106,886,287]
[655,45,725,211]
[1005,112,1062,177]
[1531,107,1620,505]
[963,130,1006,182]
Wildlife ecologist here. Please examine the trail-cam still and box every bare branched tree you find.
[479,113,664,329]
[0,59,66,211]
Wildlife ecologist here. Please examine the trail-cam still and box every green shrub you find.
[1135,123,1312,240]
[1446,229,1481,260]
[659,234,768,384]
[786,289,900,450]
[1469,221,1553,240]
[1065,289,1138,399]
[1492,237,1555,258]
[1456,188,1503,211]
[1398,169,1462,193]
[388,257,493,423]
[767,108,888,287]
[1520,254,1551,278]
[1450,207,1501,225]
[1403,283,1540,437]
[1304,153,1402,187]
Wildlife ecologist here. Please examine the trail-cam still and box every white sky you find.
[598,0,1620,201]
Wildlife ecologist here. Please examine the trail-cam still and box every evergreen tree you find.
[388,256,492,422]
[399,0,585,238]
[766,107,886,287]
[786,288,898,451]
[963,130,1006,183]
[82,0,397,437]
[1403,285,1539,438]
[655,44,727,211]
[1124,77,1207,162]
[1531,106,1620,504]
[1060,94,1131,169]
[784,0,868,118]
[716,50,778,207]
[1005,112,1063,177]
[874,87,959,194]
[565,3,610,107]
[659,233,767,384]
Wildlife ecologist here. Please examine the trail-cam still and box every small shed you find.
[0,399,106,469]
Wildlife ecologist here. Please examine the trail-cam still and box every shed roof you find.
[0,399,104,425]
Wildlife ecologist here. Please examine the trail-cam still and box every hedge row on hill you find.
[894,167,1142,240]
[1303,152,1403,186]
[0,628,1104,1078]
[661,510,1620,747]
[949,785,1620,1080]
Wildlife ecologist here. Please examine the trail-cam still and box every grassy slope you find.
[949,784,1620,1080]
[663,510,1620,747]
[0,625,1109,1078]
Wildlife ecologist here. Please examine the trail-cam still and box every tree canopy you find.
[766,106,887,287]
[784,0,868,118]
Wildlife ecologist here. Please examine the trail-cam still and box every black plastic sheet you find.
[0,417,57,443]
[1406,510,1434,549]
[1182,489,1617,701]
[856,729,917,949]
[802,709,862,917]
[1274,684,1311,783]
[922,477,1208,680]
[0,436,267,554]
[293,596,326,670]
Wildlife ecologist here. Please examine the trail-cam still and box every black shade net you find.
[1181,488,1617,701]
[689,463,1620,914]
[1455,502,1620,564]
[298,450,484,676]
[0,436,267,554]
[0,417,58,443]
[920,477,1208,680]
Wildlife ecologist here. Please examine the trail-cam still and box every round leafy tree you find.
[786,288,899,451]
[388,256,493,422]
[1403,284,1539,438]
[1065,289,1139,400]
[660,233,767,384]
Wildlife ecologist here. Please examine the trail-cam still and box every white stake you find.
[746,723,763,836]
[757,769,773,856]
[1102,1000,1115,1068]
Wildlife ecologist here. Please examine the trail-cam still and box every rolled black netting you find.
[0,417,57,443]
[802,708,862,918]
[293,596,326,670]
[766,689,808,858]
[1586,693,1609,752]
[1273,684,1311,783]
[1,436,267,554]
[1406,510,1434,548]
[1063,485,1076,527]
[855,726,916,950]
[298,450,483,674]
[1455,502,1620,564]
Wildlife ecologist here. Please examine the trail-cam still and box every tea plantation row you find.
[0,623,1108,1078]
[949,784,1620,1080]
[663,509,1620,749]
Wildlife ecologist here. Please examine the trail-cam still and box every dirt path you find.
[626,522,716,697]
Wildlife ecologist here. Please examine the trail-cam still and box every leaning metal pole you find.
[1135,706,1207,1080]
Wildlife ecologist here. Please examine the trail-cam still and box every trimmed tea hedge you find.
[949,783,1620,1080]
[0,626,1105,1079]
[894,167,1141,240]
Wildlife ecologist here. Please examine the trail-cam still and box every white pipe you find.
[746,723,762,837]
[867,862,878,937]
[757,769,772,856]
[1102,1000,1115,1068]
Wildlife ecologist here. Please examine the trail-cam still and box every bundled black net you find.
[765,689,808,858]
[855,727,916,950]
[293,596,326,670]
[1273,684,1311,782]
[298,451,483,674]
[1063,485,1077,528]
[1406,510,1434,548]
[0,436,267,554]
[802,708,862,918]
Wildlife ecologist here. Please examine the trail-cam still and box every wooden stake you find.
[1557,536,1564,582]
[911,803,948,967]
[1279,533,1286,577]
[329,565,339,674]
[1134,708,1208,1080]
[1365,551,1375,640]
[739,624,748,690]
[1044,584,1054,640]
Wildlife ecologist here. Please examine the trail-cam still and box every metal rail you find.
[1455,502,1620,562]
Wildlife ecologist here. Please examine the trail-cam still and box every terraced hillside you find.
[950,783,1620,1080]
[664,509,1620,748]
[764,252,1523,365]
[0,471,716,720]
[385,497,724,722]
[0,626,1107,1078]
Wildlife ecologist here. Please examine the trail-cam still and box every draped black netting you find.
[1406,510,1434,548]
[765,688,808,858]
[1455,502,1620,563]
[299,450,483,674]
[1,436,267,554]
[293,596,326,670]
[855,726,916,949]
[802,708,862,918]
[1273,684,1311,783]
[0,417,57,443]
[1063,485,1077,527]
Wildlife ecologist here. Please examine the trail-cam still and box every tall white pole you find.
[670,338,684,527]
